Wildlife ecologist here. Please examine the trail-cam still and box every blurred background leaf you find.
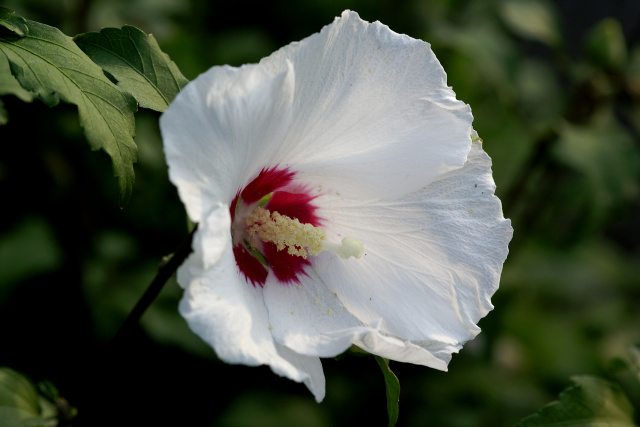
[517,375,636,426]
[0,0,639,426]
[500,0,561,48]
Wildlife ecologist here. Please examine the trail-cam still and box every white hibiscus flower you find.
[160,10,513,402]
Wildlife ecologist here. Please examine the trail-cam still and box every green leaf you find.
[0,8,28,37]
[0,367,57,427]
[0,18,138,206]
[0,368,40,415]
[75,25,188,112]
[517,375,636,426]
[374,356,400,427]
[0,52,34,101]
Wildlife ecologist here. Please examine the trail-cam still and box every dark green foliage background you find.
[1,0,639,425]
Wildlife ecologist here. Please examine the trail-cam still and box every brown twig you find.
[110,226,197,347]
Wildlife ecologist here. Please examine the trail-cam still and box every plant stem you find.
[111,226,197,346]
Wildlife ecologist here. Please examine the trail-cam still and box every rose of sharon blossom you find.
[160,10,512,401]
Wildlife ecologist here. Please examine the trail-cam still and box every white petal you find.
[160,62,295,223]
[273,342,326,402]
[263,268,449,370]
[178,207,325,401]
[263,268,367,358]
[311,140,512,357]
[260,10,472,200]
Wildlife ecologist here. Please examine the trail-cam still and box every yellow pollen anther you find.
[246,207,326,259]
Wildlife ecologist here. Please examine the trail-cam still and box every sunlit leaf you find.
[0,367,57,427]
[0,7,28,37]
[75,25,188,112]
[0,17,138,206]
[0,368,40,415]
[374,356,400,427]
[517,375,636,426]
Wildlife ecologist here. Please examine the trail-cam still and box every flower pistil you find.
[230,166,363,286]
[246,207,364,260]
[247,207,326,258]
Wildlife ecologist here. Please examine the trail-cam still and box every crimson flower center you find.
[230,166,364,287]
[229,167,322,287]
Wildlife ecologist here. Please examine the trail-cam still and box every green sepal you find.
[334,345,370,361]
[346,344,371,357]
[374,356,400,427]
[186,217,197,233]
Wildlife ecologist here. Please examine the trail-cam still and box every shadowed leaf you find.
[0,52,34,102]
[75,25,188,112]
[0,51,35,125]
[0,7,28,37]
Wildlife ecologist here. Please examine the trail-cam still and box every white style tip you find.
[323,237,365,259]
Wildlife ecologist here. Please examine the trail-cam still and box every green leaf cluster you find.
[0,7,188,206]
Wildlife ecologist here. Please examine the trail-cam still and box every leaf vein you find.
[78,38,169,105]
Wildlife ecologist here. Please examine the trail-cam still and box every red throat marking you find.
[230,166,321,287]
